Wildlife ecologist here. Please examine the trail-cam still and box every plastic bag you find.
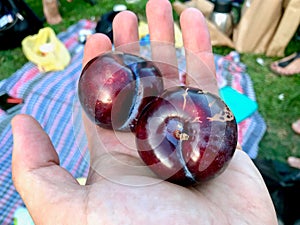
[22,27,70,72]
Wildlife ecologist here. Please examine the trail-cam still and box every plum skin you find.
[135,86,237,186]
[78,52,164,131]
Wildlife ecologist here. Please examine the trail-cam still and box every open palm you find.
[12,0,277,224]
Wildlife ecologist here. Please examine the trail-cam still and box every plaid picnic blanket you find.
[0,19,265,224]
[0,20,92,225]
[214,51,266,159]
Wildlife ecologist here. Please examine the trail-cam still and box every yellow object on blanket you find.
[22,27,71,72]
[138,21,183,48]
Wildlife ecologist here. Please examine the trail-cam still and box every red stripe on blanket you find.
[11,67,40,96]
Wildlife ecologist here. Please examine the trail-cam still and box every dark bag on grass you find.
[95,5,127,43]
[253,158,300,225]
[0,0,43,50]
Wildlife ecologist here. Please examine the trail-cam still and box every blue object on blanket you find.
[220,86,258,123]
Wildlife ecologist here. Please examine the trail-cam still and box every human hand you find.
[12,0,277,224]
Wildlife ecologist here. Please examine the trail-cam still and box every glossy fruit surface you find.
[78,52,164,131]
[135,86,237,185]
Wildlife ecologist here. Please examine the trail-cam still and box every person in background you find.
[42,0,71,24]
[292,119,300,134]
[287,119,300,169]
[270,51,300,169]
[270,52,300,76]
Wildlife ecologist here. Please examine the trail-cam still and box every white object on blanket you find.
[256,57,265,66]
[13,206,34,225]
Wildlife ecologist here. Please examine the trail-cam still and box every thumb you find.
[11,114,83,222]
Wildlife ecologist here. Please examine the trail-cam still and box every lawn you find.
[1,0,299,162]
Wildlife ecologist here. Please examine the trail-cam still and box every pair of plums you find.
[78,52,237,186]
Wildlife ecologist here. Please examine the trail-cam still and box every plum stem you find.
[174,130,189,141]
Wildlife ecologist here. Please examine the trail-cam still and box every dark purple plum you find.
[135,86,237,185]
[78,52,164,131]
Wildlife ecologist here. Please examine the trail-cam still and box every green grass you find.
[241,53,300,161]
[1,0,299,162]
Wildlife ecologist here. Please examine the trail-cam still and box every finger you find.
[83,33,112,67]
[80,31,143,176]
[113,10,140,54]
[146,0,179,86]
[11,115,82,223]
[180,8,219,96]
[146,0,175,43]
[11,115,61,171]
[81,33,112,154]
